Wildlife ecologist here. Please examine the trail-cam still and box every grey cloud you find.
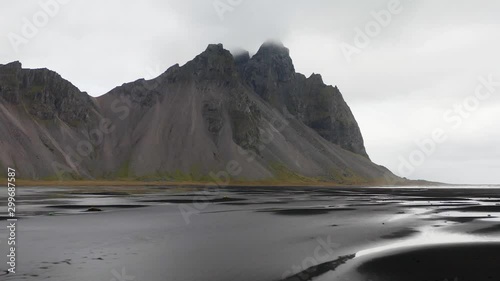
[1,0,499,183]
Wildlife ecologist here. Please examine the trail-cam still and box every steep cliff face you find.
[0,43,397,184]
[0,61,96,124]
[238,42,369,158]
[0,61,100,179]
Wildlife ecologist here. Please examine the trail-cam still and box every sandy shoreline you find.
[0,185,499,280]
[8,178,448,188]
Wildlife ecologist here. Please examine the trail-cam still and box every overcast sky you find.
[1,0,499,184]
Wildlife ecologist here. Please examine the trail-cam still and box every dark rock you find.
[238,41,369,158]
[0,42,400,182]
[0,62,96,124]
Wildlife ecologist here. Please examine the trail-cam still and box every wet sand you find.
[338,243,500,281]
[0,185,499,281]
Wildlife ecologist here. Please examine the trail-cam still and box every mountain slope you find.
[237,42,368,158]
[0,43,399,184]
[0,61,101,179]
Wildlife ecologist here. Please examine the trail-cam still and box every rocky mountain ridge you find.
[0,42,399,184]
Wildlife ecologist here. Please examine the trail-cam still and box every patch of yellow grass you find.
[14,179,350,188]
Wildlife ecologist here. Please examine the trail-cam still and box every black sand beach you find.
[346,243,500,281]
[1,185,499,281]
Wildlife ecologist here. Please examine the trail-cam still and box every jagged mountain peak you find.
[242,41,295,84]
[177,43,237,82]
[257,40,289,55]
[195,43,233,62]
[0,43,396,182]
[205,43,224,51]
[3,61,22,69]
[233,42,369,158]
[308,73,324,84]
[254,40,293,72]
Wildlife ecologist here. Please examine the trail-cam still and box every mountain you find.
[0,42,400,184]
[236,41,368,158]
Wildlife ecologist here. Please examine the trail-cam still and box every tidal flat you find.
[0,185,499,281]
